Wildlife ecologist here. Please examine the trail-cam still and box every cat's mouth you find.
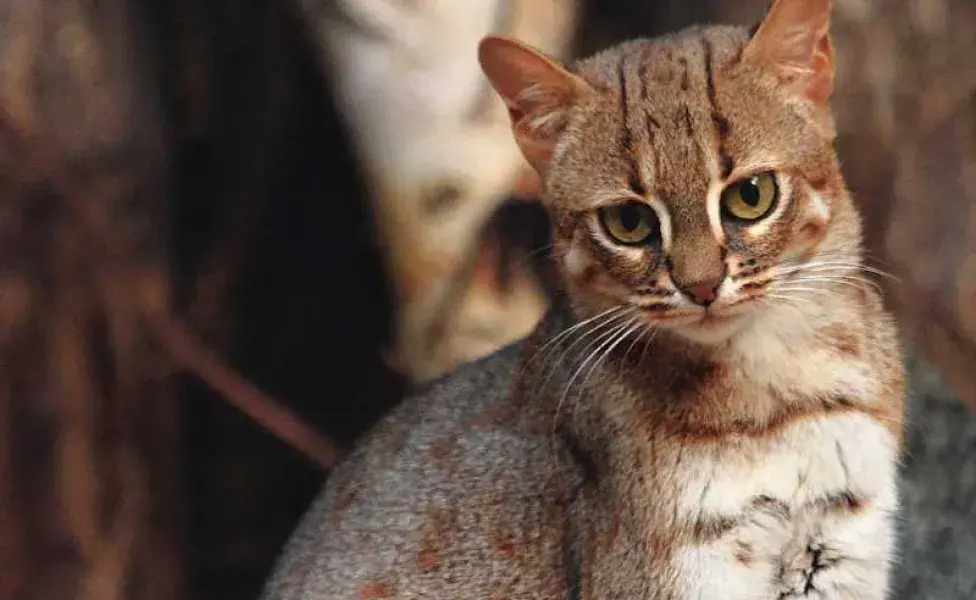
[648,309,740,326]
[641,303,750,324]
[639,302,755,342]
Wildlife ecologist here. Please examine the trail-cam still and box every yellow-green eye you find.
[598,202,660,246]
[721,172,778,221]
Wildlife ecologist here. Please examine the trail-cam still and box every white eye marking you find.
[809,191,830,222]
[645,195,673,253]
[706,177,726,244]
[563,241,588,277]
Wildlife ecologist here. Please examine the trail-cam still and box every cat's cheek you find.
[562,243,591,280]
[781,194,831,262]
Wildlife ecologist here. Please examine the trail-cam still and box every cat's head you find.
[480,0,863,345]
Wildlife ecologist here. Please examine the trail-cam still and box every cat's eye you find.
[598,202,660,246]
[721,172,778,221]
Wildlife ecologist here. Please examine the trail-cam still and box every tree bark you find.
[0,1,181,599]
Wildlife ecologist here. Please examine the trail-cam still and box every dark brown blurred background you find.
[0,1,972,599]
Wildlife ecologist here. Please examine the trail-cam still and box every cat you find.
[261,0,911,597]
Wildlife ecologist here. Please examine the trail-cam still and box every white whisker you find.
[534,309,631,397]
[574,319,644,420]
[523,306,624,373]
[619,322,655,378]
[536,312,630,435]
[556,317,636,421]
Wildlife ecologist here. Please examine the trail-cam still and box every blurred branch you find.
[152,315,341,469]
[0,103,341,471]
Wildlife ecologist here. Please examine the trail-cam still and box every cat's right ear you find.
[742,0,834,107]
[478,35,591,173]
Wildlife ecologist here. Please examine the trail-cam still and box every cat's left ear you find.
[742,0,835,106]
[479,35,592,173]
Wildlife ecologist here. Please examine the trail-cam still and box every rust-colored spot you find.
[493,534,517,560]
[427,435,457,461]
[821,324,860,357]
[333,481,360,525]
[359,581,391,599]
[734,541,753,566]
[808,176,828,191]
[610,513,621,542]
[418,543,440,573]
[465,401,517,429]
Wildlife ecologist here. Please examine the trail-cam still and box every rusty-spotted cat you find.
[262,0,906,597]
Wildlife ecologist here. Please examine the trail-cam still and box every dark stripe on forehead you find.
[703,38,735,179]
[638,48,650,102]
[646,112,661,181]
[618,55,647,196]
[681,105,694,138]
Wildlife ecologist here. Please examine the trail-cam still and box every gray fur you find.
[262,344,976,599]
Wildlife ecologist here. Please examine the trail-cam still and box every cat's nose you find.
[679,278,722,307]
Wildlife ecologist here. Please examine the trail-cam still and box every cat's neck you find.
[524,277,894,443]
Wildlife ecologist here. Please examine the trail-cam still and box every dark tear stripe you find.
[618,56,647,196]
[618,57,632,151]
[646,112,661,183]
[679,56,690,91]
[644,45,661,164]
[637,51,649,101]
[703,37,735,179]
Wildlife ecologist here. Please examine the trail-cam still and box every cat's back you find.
[262,341,581,600]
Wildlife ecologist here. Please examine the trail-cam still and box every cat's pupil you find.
[741,181,761,207]
[620,206,641,231]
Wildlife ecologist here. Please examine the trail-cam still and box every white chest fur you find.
[667,413,899,599]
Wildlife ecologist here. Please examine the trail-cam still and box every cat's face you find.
[481,0,855,345]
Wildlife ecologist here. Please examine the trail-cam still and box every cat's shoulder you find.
[337,338,553,496]
[263,340,579,598]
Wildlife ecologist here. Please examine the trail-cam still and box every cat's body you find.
[262,303,901,599]
[265,1,916,598]
[263,282,903,598]
[264,341,976,599]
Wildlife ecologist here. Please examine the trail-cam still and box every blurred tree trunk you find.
[0,1,180,599]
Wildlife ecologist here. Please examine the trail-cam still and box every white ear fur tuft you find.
[742,0,835,106]
[478,35,591,172]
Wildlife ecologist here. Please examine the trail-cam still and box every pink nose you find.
[680,279,721,306]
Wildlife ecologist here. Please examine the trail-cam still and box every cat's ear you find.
[478,35,592,172]
[742,0,835,106]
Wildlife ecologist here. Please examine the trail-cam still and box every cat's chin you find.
[668,312,752,345]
